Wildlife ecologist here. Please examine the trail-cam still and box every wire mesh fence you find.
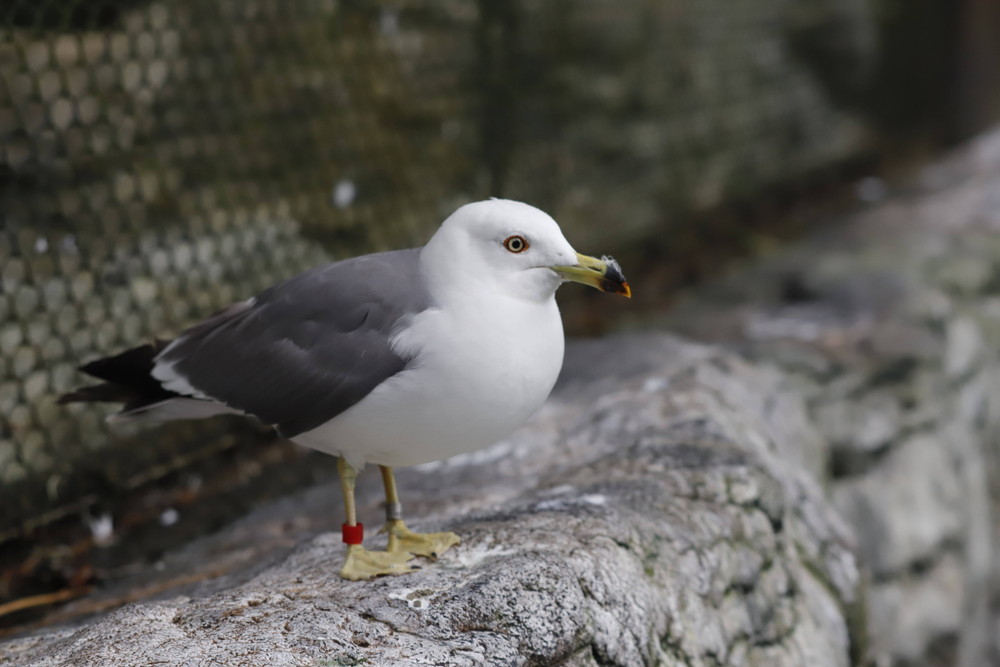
[0,0,482,539]
[0,0,977,564]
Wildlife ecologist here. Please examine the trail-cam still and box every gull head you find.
[423,199,631,303]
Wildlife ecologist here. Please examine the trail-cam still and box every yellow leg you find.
[337,458,413,581]
[379,465,460,559]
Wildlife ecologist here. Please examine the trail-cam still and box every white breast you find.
[291,295,565,469]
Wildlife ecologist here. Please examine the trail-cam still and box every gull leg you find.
[380,465,460,559]
[337,458,414,581]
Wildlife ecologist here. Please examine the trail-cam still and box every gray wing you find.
[155,248,432,438]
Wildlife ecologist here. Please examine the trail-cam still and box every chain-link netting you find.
[0,1,484,540]
[0,0,900,545]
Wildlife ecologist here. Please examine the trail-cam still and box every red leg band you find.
[342,522,364,545]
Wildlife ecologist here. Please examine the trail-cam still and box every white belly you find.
[291,297,565,468]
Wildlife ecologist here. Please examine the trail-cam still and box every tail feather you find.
[58,382,134,404]
[60,341,181,413]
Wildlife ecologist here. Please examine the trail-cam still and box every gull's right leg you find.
[379,465,460,559]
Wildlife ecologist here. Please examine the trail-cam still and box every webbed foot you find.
[340,544,416,581]
[383,519,460,559]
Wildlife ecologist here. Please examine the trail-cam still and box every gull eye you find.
[503,235,529,253]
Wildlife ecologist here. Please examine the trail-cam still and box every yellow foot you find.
[339,544,415,581]
[383,520,460,559]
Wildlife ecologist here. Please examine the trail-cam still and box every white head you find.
[421,199,631,304]
[421,199,575,302]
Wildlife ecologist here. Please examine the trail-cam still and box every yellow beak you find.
[551,252,632,298]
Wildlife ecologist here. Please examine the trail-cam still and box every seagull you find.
[60,199,631,579]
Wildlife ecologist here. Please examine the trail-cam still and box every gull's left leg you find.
[337,458,414,580]
[380,465,460,559]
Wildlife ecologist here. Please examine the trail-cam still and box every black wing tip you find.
[77,340,170,380]
[64,340,178,407]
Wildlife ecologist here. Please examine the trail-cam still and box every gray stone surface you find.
[0,335,861,666]
[665,127,1000,666]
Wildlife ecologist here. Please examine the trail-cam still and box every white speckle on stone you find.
[944,317,981,379]
[160,508,180,526]
[34,236,49,253]
[441,544,518,570]
[746,313,825,341]
[643,376,670,393]
[534,493,607,512]
[533,498,568,512]
[388,587,437,610]
[414,439,516,471]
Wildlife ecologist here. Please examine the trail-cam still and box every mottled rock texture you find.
[666,127,1000,666]
[0,335,861,666]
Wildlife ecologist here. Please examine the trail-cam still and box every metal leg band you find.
[385,502,403,522]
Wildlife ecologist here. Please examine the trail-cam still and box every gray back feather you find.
[158,248,432,437]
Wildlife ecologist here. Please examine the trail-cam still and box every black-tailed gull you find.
[61,199,631,579]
